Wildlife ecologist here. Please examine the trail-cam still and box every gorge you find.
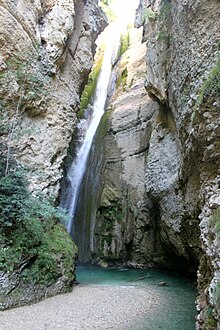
[0,0,220,329]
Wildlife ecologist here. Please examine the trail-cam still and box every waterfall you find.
[60,23,120,234]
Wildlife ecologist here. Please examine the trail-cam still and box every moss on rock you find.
[79,56,103,115]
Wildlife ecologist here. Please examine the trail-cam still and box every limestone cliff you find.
[92,28,165,268]
[135,1,220,328]
[0,0,106,197]
[0,0,106,309]
[1,0,219,325]
[89,0,220,328]
[92,24,201,273]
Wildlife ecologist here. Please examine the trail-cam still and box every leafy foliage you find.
[116,67,128,91]
[118,31,130,59]
[21,224,76,285]
[79,57,103,114]
[0,169,28,228]
[0,50,49,109]
[142,8,157,22]
[0,157,76,285]
[195,52,220,107]
[211,206,220,237]
[0,49,75,288]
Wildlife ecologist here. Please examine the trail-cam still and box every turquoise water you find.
[76,266,197,330]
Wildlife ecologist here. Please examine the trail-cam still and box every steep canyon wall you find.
[90,0,220,328]
[0,0,106,309]
[136,1,220,328]
[0,0,106,197]
[1,0,220,326]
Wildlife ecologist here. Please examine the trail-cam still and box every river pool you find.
[76,266,197,330]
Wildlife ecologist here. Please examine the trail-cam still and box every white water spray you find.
[61,24,120,233]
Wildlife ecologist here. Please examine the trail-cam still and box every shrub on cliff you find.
[117,31,130,58]
[211,207,220,238]
[196,52,220,107]
[0,156,77,289]
[79,56,103,114]
[0,168,28,229]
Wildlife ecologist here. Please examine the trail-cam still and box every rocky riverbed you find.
[0,285,161,330]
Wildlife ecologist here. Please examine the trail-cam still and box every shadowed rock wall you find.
[90,1,220,328]
[135,0,220,328]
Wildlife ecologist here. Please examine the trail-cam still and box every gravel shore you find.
[0,284,160,330]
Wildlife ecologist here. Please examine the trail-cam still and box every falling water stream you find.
[60,23,120,234]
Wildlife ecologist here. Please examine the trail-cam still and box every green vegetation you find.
[117,31,130,59]
[0,49,50,175]
[0,50,50,111]
[79,57,103,115]
[156,1,171,42]
[116,67,128,91]
[211,206,220,237]
[79,24,129,117]
[0,167,28,229]
[98,0,117,22]
[195,52,220,108]
[98,200,122,245]
[214,281,220,309]
[21,224,76,285]
[142,8,157,22]
[0,50,75,291]
[203,306,217,329]
[0,156,77,286]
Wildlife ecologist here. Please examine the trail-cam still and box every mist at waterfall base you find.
[76,266,197,330]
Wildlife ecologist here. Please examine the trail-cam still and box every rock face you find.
[1,0,219,326]
[89,0,220,328]
[0,0,106,309]
[0,222,78,311]
[0,0,106,197]
[92,29,165,267]
[135,0,220,328]
[92,26,201,274]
